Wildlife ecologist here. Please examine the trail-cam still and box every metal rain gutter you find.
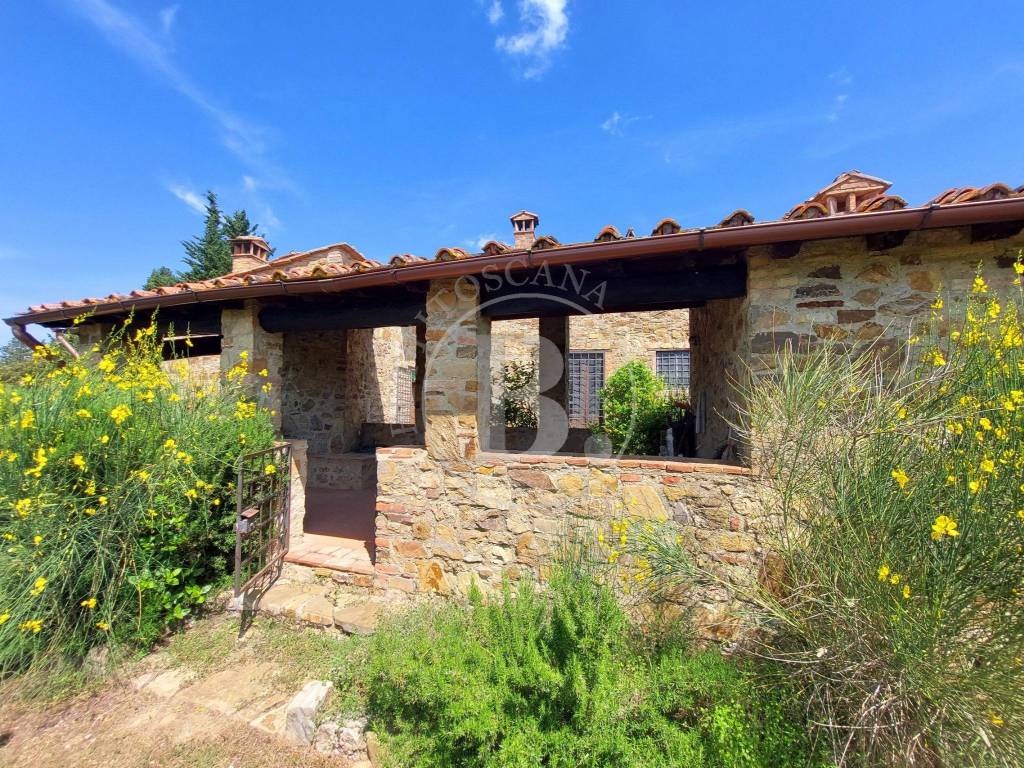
[7,196,1024,329]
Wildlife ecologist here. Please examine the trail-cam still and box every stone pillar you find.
[75,321,115,354]
[221,300,283,429]
[536,315,570,453]
[286,439,308,547]
[422,278,491,461]
[414,323,426,443]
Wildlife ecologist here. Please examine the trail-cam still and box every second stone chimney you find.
[230,235,271,273]
[510,210,539,250]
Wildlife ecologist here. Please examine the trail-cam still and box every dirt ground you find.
[0,614,358,768]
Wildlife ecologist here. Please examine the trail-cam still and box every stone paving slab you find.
[256,580,386,634]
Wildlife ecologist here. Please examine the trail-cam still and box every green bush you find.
[497,361,538,428]
[0,323,276,675]
[595,360,670,455]
[338,558,825,767]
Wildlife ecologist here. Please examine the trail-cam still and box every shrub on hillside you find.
[497,360,538,428]
[337,555,825,768]
[595,360,671,455]
[0,323,275,675]
[635,265,1024,765]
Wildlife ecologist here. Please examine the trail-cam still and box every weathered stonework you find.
[373,447,762,638]
[220,301,283,427]
[746,227,1024,369]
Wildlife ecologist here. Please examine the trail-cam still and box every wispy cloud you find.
[67,0,292,193]
[601,110,643,136]
[486,0,504,25]
[167,183,206,214]
[465,233,498,250]
[158,4,178,34]
[826,68,853,122]
[495,0,569,78]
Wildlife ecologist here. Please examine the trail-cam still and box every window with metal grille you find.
[568,351,605,428]
[395,367,415,424]
[656,349,690,391]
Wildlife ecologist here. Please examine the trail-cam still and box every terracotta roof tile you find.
[480,241,511,256]
[783,202,829,220]
[855,194,906,213]
[389,254,427,266]
[717,209,755,228]
[651,218,681,236]
[435,247,470,261]
[531,235,560,250]
[15,174,1024,322]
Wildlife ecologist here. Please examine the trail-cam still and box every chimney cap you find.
[510,210,539,222]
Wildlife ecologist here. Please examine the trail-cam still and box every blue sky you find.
[2,1,1023,341]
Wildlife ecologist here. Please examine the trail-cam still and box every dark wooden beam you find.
[480,262,744,319]
[259,295,426,332]
[971,220,1024,243]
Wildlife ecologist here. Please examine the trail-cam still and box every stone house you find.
[8,171,1024,636]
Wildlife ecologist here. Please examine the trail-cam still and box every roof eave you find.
[9,197,1024,328]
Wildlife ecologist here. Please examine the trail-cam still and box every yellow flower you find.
[98,495,108,506]
[972,275,988,294]
[877,565,891,581]
[979,417,993,431]
[891,468,909,490]
[1015,262,1024,276]
[258,368,269,377]
[33,535,42,546]
[184,488,198,500]
[980,458,996,474]
[19,619,43,634]
[109,404,132,425]
[889,573,901,585]
[98,357,116,373]
[163,438,177,450]
[0,613,9,625]
[20,410,35,429]
[80,598,97,609]
[24,447,47,478]
[96,621,110,631]
[927,350,946,367]
[902,585,911,599]
[931,515,960,541]
[264,464,277,475]
[99,434,110,445]
[930,297,943,310]
[75,408,92,419]
[71,454,87,471]
[84,507,97,516]
[84,479,97,496]
[990,713,1004,727]
[30,577,47,596]
[969,480,981,493]
[15,498,32,517]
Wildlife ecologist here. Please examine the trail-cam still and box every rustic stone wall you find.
[281,330,355,457]
[373,447,762,638]
[689,296,749,459]
[160,354,220,389]
[221,301,283,428]
[370,326,417,424]
[746,227,1024,370]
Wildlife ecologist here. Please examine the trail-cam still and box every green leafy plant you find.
[0,321,275,675]
[337,552,825,767]
[498,360,538,428]
[595,359,671,455]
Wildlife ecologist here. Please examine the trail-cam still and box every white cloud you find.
[826,68,852,122]
[242,175,260,191]
[466,233,498,250]
[487,0,504,24]
[495,0,569,78]
[167,184,206,214]
[68,0,290,189]
[159,4,178,34]
[601,111,622,134]
[256,205,281,232]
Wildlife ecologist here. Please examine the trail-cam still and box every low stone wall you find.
[308,453,376,491]
[373,447,765,638]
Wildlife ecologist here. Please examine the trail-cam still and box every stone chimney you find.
[230,235,271,273]
[510,210,539,250]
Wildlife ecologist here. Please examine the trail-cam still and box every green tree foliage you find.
[339,555,824,767]
[595,359,671,455]
[143,266,177,290]
[179,190,233,282]
[0,337,33,385]
[222,209,259,241]
[498,360,538,428]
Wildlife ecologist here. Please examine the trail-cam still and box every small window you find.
[568,351,605,428]
[656,350,690,391]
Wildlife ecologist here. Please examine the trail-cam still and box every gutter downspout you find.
[11,324,45,352]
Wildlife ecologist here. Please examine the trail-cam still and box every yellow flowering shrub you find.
[0,320,275,674]
[727,262,1024,765]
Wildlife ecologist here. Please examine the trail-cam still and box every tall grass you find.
[0,322,275,676]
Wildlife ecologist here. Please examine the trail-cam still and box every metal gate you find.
[234,443,292,597]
